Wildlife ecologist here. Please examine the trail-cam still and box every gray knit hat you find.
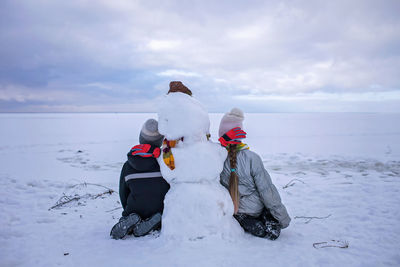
[218,108,245,137]
[139,119,164,147]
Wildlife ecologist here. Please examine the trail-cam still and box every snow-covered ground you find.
[1,112,399,266]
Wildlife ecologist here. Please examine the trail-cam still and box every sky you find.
[0,0,399,113]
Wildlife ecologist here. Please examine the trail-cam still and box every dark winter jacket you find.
[220,149,291,229]
[119,145,170,218]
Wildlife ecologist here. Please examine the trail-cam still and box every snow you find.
[1,112,400,266]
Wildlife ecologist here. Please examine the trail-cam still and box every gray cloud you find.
[0,0,399,112]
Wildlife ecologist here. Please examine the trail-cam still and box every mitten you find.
[218,127,247,146]
[131,144,161,158]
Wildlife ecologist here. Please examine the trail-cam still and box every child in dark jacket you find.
[110,119,170,240]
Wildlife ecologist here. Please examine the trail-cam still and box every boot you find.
[260,209,281,240]
[233,213,267,238]
[110,213,141,240]
[264,221,281,240]
[133,213,162,237]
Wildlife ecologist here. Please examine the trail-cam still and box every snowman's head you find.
[158,92,210,142]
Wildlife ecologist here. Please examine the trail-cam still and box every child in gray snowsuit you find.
[218,108,291,240]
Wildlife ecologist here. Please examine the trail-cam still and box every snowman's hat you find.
[168,81,192,96]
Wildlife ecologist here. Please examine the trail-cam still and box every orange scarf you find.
[162,138,182,170]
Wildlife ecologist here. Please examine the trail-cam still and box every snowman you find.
[157,81,242,240]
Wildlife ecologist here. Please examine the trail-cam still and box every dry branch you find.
[283,179,306,189]
[106,207,123,213]
[69,182,113,191]
[294,214,331,224]
[313,240,349,249]
[48,183,114,210]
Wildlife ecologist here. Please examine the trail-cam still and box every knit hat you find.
[218,108,245,137]
[168,81,192,96]
[139,119,164,147]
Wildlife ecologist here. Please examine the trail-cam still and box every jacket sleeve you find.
[250,153,291,229]
[219,159,230,189]
[119,162,130,210]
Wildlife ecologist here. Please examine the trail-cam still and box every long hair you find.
[228,144,239,214]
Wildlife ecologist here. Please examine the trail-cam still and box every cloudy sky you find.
[1,0,399,112]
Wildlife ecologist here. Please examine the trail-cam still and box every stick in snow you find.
[313,240,349,249]
[282,179,306,189]
[69,182,113,191]
[294,214,332,224]
[106,207,123,213]
[48,183,114,210]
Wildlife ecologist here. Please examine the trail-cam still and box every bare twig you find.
[48,183,115,210]
[313,240,349,249]
[106,207,123,213]
[294,214,332,224]
[93,189,114,199]
[69,182,113,191]
[49,194,87,210]
[283,179,306,189]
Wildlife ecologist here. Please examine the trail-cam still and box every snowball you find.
[161,183,243,240]
[157,141,227,183]
[158,93,210,142]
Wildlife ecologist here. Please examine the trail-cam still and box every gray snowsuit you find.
[220,149,291,229]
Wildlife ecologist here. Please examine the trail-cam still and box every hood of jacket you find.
[127,144,161,172]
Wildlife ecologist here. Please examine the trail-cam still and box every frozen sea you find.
[1,112,399,266]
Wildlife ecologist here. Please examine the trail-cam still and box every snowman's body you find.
[157,93,242,240]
